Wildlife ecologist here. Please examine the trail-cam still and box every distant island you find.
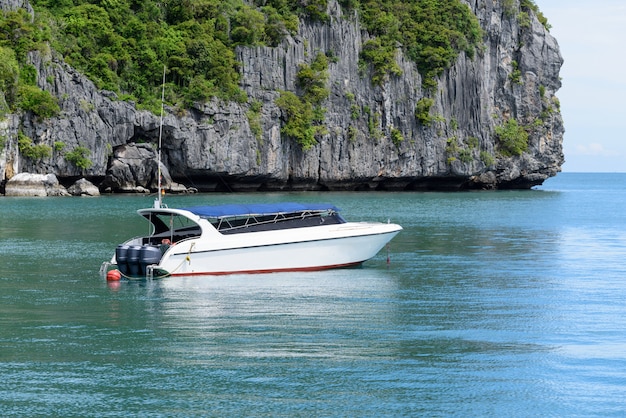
[0,0,564,196]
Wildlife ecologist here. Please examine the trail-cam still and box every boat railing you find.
[213,210,342,233]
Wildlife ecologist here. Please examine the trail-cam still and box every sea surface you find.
[1,172,625,417]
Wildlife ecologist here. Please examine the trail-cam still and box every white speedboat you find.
[101,202,402,279]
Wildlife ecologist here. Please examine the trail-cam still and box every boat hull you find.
[158,225,400,276]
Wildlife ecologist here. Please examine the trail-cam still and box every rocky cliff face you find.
[0,0,564,193]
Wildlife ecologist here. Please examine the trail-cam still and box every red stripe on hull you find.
[169,261,363,276]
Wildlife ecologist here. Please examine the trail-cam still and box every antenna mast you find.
[156,65,166,209]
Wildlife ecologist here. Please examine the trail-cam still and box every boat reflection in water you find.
[101,202,402,279]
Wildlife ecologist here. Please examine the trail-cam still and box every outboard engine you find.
[127,245,142,276]
[139,245,162,276]
[115,244,130,276]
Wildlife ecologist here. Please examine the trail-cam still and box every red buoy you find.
[106,269,122,282]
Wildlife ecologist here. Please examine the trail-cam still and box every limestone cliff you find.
[0,0,564,193]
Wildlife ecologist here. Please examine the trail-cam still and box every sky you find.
[534,0,626,172]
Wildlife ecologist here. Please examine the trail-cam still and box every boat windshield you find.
[143,212,202,244]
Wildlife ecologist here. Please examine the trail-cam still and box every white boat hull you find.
[157,223,400,276]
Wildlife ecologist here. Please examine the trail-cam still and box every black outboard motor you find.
[115,244,130,276]
[127,245,142,276]
[140,245,162,276]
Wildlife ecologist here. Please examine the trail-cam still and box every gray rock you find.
[5,172,69,196]
[0,0,34,15]
[100,143,188,193]
[67,178,100,196]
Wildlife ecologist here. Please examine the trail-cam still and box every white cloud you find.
[572,143,616,157]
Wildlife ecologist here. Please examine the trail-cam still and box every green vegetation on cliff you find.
[1,0,546,112]
[495,119,529,156]
[1,0,486,110]
[1,0,316,111]
[276,52,329,150]
[0,9,59,118]
[354,0,483,88]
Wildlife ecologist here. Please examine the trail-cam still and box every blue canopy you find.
[181,202,340,218]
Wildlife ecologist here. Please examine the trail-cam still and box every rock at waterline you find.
[68,178,100,196]
[4,173,69,197]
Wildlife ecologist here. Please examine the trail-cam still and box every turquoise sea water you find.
[1,173,625,416]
